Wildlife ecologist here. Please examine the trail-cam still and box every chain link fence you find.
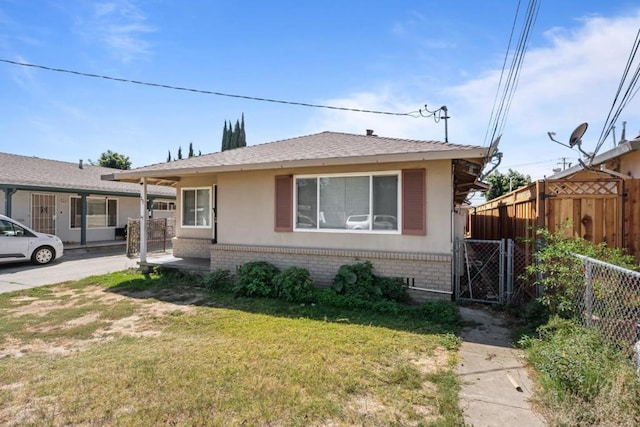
[455,239,505,304]
[455,238,538,306]
[572,253,640,366]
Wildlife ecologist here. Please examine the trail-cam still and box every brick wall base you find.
[210,244,453,302]
[172,237,211,259]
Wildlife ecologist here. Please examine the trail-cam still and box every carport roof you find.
[0,152,175,198]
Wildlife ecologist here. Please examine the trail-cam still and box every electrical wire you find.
[0,58,416,117]
[484,0,541,148]
[593,27,640,157]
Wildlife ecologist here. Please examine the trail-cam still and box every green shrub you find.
[234,261,280,298]
[332,261,408,303]
[202,269,233,292]
[521,317,640,424]
[375,276,409,302]
[273,266,315,303]
[332,261,380,301]
[526,226,636,317]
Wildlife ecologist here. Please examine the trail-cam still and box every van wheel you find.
[32,246,55,265]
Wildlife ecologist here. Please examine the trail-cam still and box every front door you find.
[31,194,56,235]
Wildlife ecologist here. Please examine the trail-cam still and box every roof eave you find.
[550,139,640,179]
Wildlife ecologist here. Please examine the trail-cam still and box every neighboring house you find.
[550,135,640,180]
[470,135,640,260]
[104,131,489,301]
[0,152,176,245]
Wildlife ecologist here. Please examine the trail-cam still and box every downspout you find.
[3,187,17,217]
[140,178,147,263]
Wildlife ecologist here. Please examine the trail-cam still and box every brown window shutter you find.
[274,175,293,232]
[402,169,426,235]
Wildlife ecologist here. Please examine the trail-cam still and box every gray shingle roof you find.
[109,131,487,180]
[0,152,175,197]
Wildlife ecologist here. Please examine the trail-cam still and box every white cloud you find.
[311,9,640,180]
[75,0,156,63]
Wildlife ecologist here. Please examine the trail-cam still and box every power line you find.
[0,58,417,117]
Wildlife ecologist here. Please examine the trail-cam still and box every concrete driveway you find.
[0,249,140,294]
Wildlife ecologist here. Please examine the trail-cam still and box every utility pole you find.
[557,157,572,170]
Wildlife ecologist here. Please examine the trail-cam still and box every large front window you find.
[295,173,399,232]
[182,188,211,227]
[70,197,118,228]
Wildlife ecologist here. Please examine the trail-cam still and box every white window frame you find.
[293,171,402,234]
[69,196,118,229]
[181,187,212,228]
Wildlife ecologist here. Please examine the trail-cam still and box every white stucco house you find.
[0,152,175,245]
[103,131,490,301]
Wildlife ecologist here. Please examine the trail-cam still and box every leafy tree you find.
[92,150,132,170]
[484,169,531,200]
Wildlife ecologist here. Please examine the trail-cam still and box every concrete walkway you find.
[456,305,546,426]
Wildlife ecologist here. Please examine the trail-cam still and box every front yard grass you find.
[0,270,463,426]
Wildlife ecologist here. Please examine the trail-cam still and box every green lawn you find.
[0,270,463,426]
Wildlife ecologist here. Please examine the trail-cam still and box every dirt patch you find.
[1,285,200,359]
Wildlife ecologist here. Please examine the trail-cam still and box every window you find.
[182,187,211,227]
[70,197,118,228]
[152,201,176,211]
[294,172,400,232]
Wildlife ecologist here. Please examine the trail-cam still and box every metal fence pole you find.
[506,239,514,305]
[584,258,593,328]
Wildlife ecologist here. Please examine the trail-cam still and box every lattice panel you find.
[547,180,619,196]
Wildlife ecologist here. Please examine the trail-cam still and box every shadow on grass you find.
[101,270,462,337]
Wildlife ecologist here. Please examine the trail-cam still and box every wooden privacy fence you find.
[469,178,640,260]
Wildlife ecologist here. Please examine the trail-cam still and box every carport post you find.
[140,178,147,263]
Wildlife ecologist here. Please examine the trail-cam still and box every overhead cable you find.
[0,58,416,117]
[594,27,640,157]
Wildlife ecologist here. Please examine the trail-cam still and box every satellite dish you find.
[569,122,588,147]
[488,135,501,158]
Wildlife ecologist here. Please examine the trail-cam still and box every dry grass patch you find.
[0,270,462,426]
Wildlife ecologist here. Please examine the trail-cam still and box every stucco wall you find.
[173,160,454,254]
[619,150,640,177]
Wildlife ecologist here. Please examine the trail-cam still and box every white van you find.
[0,214,64,265]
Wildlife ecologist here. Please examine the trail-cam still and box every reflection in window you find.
[294,173,399,232]
[182,188,211,227]
[70,197,118,228]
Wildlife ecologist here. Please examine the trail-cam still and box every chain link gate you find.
[455,239,506,304]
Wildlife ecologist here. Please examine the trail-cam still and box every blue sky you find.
[2,0,640,184]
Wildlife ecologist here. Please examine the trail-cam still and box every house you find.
[0,152,176,245]
[103,131,490,301]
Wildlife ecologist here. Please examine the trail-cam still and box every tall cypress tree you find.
[221,121,229,151]
[239,113,246,148]
[177,146,183,160]
[167,150,172,162]
[188,142,194,158]
[232,120,241,149]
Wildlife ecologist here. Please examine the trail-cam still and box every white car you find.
[345,214,371,230]
[0,214,64,265]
